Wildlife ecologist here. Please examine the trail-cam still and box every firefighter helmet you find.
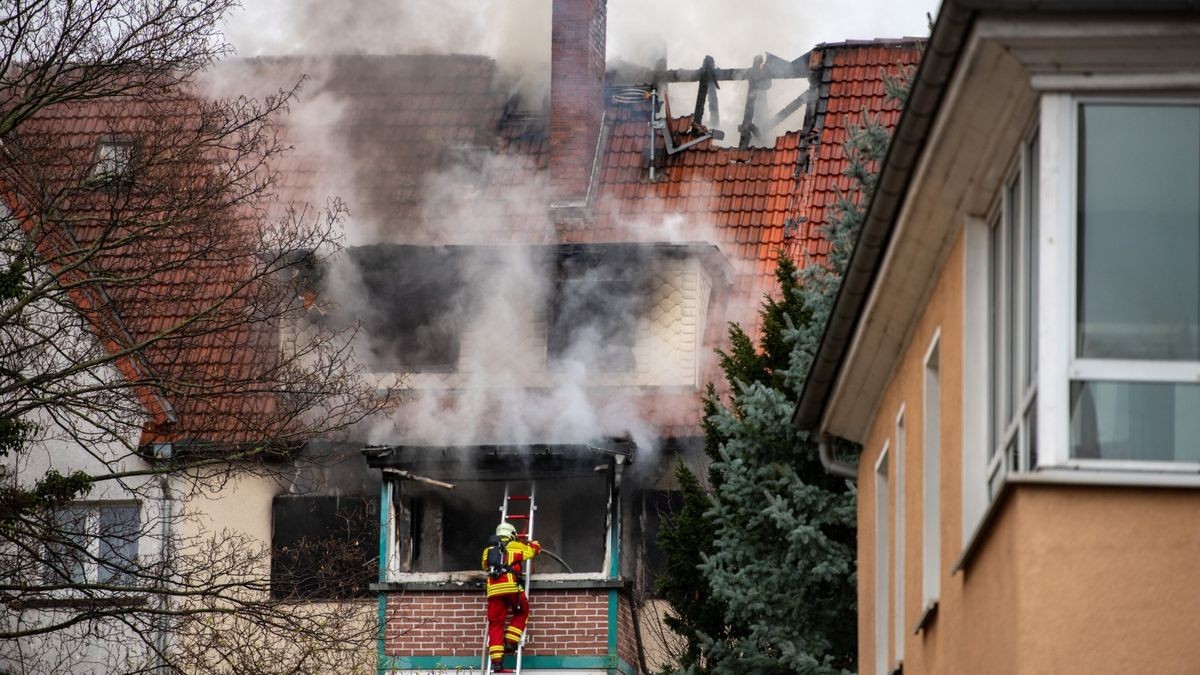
[496,522,517,539]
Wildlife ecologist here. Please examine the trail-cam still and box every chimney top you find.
[549,0,607,221]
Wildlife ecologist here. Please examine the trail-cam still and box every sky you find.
[223,0,940,69]
[221,0,939,142]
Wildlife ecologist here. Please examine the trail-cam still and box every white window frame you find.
[892,408,905,663]
[89,140,134,183]
[989,131,1041,494]
[921,333,941,617]
[43,501,141,586]
[1041,92,1200,473]
[874,442,891,675]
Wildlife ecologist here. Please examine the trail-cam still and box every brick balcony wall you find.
[384,588,636,660]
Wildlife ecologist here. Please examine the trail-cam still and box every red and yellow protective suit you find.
[482,538,540,663]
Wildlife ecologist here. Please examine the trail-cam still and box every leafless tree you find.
[0,1,390,672]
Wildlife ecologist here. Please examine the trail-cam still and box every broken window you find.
[89,140,134,184]
[270,495,378,600]
[391,474,610,576]
[547,248,649,372]
[338,245,470,372]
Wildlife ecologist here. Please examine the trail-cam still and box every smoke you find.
[222,0,552,104]
[207,0,935,460]
[223,0,937,144]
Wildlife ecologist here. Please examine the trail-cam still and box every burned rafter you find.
[691,55,720,131]
[648,51,809,83]
[622,51,813,152]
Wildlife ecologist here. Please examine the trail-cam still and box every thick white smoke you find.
[209,0,936,456]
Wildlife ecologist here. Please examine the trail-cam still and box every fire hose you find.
[536,548,572,573]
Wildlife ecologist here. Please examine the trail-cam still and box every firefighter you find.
[482,521,540,673]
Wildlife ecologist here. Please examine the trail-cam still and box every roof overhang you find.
[363,440,636,481]
[794,0,1200,443]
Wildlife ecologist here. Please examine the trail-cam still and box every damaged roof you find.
[18,40,922,447]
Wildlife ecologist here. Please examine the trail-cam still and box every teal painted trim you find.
[607,589,619,656]
[376,482,391,674]
[617,657,637,675]
[378,481,391,583]
[376,595,387,675]
[607,485,621,579]
[378,654,619,670]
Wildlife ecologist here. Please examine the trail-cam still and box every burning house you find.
[254,2,921,670]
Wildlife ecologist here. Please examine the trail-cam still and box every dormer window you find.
[89,140,133,184]
[324,246,468,373]
[547,248,648,372]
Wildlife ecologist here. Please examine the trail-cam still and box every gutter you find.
[818,435,858,481]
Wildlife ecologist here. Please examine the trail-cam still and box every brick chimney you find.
[550,0,606,213]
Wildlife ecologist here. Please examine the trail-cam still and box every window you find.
[389,474,610,576]
[874,443,890,675]
[338,245,468,371]
[547,249,647,372]
[1071,101,1200,464]
[271,496,378,600]
[988,132,1040,494]
[893,412,905,660]
[89,141,133,184]
[43,503,140,585]
[922,338,941,614]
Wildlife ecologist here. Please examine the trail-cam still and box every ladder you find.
[482,483,537,675]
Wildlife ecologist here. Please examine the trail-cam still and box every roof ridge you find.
[814,37,928,49]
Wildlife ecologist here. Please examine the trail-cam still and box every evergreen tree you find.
[656,68,911,674]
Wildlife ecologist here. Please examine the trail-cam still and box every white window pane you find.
[1026,133,1040,386]
[45,506,90,584]
[1005,177,1020,422]
[98,505,139,584]
[1024,398,1039,470]
[990,216,1003,457]
[922,345,941,608]
[1070,380,1200,462]
[875,453,890,675]
[1078,104,1200,360]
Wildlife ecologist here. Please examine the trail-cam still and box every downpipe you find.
[818,434,858,482]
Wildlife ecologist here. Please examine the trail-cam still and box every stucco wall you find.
[857,223,1200,675]
[1011,485,1200,674]
[857,231,967,674]
[180,471,377,673]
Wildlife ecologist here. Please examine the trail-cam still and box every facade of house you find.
[794,2,1200,674]
[2,1,923,673]
[352,8,919,674]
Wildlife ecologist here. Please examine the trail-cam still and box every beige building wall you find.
[856,229,966,674]
[180,472,378,673]
[856,229,1200,675]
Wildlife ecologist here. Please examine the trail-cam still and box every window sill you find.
[372,575,625,593]
[1016,467,1200,487]
[912,600,938,635]
[10,594,148,610]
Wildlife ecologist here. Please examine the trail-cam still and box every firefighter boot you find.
[491,662,513,674]
[504,640,518,653]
